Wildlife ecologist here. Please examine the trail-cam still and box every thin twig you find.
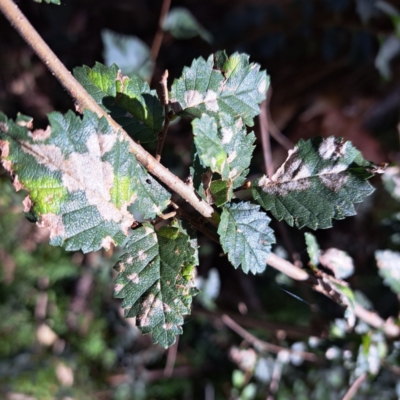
[221,314,320,363]
[164,335,179,378]
[150,0,171,62]
[341,372,368,400]
[171,201,220,244]
[259,98,274,177]
[156,70,171,162]
[0,0,215,222]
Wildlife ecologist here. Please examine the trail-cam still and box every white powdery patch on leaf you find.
[184,90,203,108]
[38,213,66,240]
[204,90,219,112]
[258,156,313,196]
[318,137,346,160]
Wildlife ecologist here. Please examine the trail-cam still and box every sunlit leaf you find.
[0,110,170,252]
[218,201,275,274]
[252,136,375,229]
[170,52,268,127]
[114,221,198,348]
[74,63,163,143]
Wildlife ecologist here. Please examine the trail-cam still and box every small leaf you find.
[192,115,229,179]
[375,250,400,294]
[304,232,320,267]
[170,52,268,127]
[252,136,375,229]
[163,7,212,43]
[218,202,275,274]
[191,113,255,198]
[319,248,354,279]
[101,29,154,82]
[114,221,198,348]
[210,180,233,207]
[74,63,164,143]
[0,111,170,253]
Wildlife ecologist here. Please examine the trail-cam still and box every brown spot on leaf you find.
[0,140,10,157]
[29,126,51,141]
[22,196,33,212]
[38,213,66,240]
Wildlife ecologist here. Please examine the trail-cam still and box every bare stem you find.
[222,314,320,363]
[150,0,171,62]
[259,98,274,177]
[156,70,171,162]
[0,0,215,220]
[341,373,368,400]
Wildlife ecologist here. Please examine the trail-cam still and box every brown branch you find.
[0,0,215,221]
[150,0,171,62]
[164,335,179,378]
[221,314,320,363]
[156,70,171,162]
[341,372,368,400]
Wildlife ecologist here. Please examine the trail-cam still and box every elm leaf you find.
[170,52,268,127]
[74,62,164,143]
[114,221,198,348]
[0,110,170,253]
[252,136,376,229]
[218,202,275,274]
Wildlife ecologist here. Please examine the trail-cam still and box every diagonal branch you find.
[0,0,215,221]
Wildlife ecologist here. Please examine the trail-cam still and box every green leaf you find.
[163,7,213,43]
[74,62,164,143]
[304,232,320,267]
[218,202,275,274]
[252,137,375,229]
[191,113,255,197]
[170,52,268,127]
[210,180,233,207]
[101,29,154,82]
[192,115,229,179]
[114,221,199,348]
[0,110,170,253]
[375,250,400,294]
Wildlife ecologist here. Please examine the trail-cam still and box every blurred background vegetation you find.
[1,0,400,398]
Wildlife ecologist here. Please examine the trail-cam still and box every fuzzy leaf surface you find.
[218,202,275,274]
[170,52,268,127]
[114,222,198,348]
[73,62,163,143]
[375,250,400,294]
[252,137,375,229]
[0,111,170,252]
